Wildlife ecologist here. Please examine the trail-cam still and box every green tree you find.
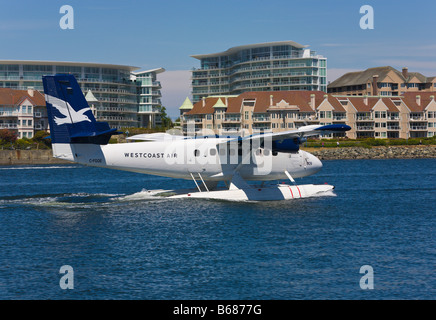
[155,106,173,129]
[32,130,52,149]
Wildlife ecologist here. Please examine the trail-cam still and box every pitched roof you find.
[0,88,45,106]
[347,97,380,112]
[186,91,330,115]
[326,95,346,112]
[212,98,227,108]
[402,92,436,112]
[328,66,402,88]
[381,98,400,112]
[179,97,194,110]
[328,66,432,89]
[407,72,427,83]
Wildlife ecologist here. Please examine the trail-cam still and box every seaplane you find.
[42,74,350,201]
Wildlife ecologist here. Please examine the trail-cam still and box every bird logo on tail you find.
[46,95,92,126]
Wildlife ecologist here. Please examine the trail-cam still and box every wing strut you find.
[284,170,296,185]
[189,172,210,193]
[190,172,202,192]
[198,172,209,192]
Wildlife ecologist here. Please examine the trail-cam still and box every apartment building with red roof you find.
[180,91,436,139]
[0,88,47,139]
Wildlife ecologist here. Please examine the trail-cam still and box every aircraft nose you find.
[306,152,323,175]
[312,154,323,173]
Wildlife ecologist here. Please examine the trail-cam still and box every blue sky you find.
[1,0,435,117]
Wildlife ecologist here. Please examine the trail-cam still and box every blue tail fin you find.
[43,74,118,144]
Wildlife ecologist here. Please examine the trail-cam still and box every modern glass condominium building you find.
[0,61,165,129]
[191,41,327,103]
[132,68,165,128]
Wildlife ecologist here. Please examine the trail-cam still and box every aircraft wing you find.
[127,133,187,141]
[234,124,351,142]
[127,124,350,143]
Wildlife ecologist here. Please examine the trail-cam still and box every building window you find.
[375,122,386,128]
[320,111,332,119]
[375,111,387,118]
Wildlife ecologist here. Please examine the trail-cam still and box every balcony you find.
[98,116,136,122]
[0,123,17,129]
[332,116,347,121]
[0,111,19,117]
[356,126,375,131]
[410,125,427,130]
[99,106,137,114]
[387,126,400,130]
[222,127,240,133]
[223,117,241,123]
[253,127,271,133]
[86,88,136,95]
[252,117,271,123]
[97,97,137,104]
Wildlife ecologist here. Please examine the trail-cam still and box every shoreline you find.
[1,145,435,166]
[302,145,436,160]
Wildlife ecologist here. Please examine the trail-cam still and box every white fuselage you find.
[53,138,323,181]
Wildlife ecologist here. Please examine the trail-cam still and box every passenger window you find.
[264,149,270,156]
[210,148,216,156]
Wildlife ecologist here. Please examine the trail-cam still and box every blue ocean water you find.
[0,159,434,300]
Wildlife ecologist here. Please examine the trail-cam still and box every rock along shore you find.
[0,145,435,166]
[303,145,436,160]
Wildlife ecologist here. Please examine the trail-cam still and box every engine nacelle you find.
[272,137,301,153]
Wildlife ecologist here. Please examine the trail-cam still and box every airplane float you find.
[42,74,350,201]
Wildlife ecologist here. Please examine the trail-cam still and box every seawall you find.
[0,145,435,166]
[0,150,69,166]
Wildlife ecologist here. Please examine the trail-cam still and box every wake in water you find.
[0,165,80,170]
[0,187,336,210]
[115,189,176,202]
[0,192,120,208]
